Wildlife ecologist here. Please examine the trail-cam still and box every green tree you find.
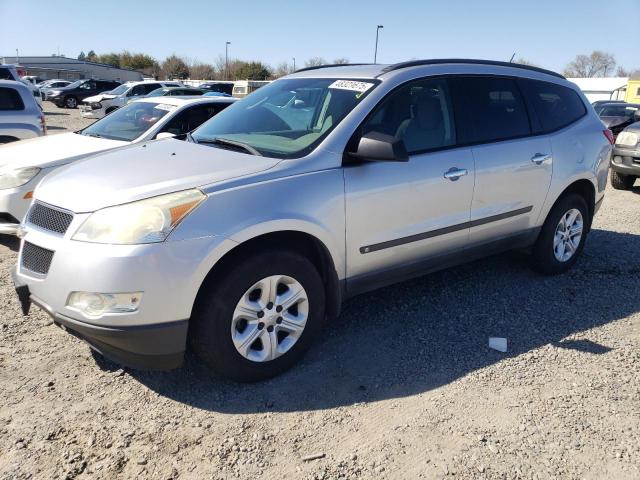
[98,53,121,67]
[161,55,190,79]
[86,50,98,62]
[235,61,271,80]
[77,51,86,61]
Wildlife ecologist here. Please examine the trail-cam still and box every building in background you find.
[625,79,640,104]
[0,56,143,82]
[567,77,628,103]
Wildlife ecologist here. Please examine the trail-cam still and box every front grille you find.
[27,202,73,235]
[21,241,54,275]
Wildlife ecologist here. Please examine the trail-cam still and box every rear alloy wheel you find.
[190,249,325,382]
[64,96,77,108]
[531,193,589,275]
[610,170,636,190]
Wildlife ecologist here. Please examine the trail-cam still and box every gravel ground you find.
[42,102,95,134]
[0,107,639,479]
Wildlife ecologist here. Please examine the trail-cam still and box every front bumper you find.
[12,267,187,369]
[0,186,35,235]
[80,104,105,119]
[611,147,640,176]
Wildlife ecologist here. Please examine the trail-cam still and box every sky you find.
[1,0,637,74]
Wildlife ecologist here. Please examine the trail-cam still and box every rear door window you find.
[0,68,14,80]
[519,79,586,132]
[0,87,25,110]
[453,76,531,144]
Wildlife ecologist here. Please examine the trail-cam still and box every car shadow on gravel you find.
[44,111,69,116]
[126,227,640,413]
[0,235,20,252]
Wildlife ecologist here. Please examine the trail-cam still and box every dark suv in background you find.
[46,79,121,108]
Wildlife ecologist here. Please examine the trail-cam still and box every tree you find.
[120,51,157,71]
[189,62,217,80]
[333,57,350,65]
[235,61,271,80]
[272,61,293,78]
[77,51,86,61]
[563,51,616,77]
[98,53,121,67]
[86,50,98,62]
[305,57,327,67]
[515,57,537,67]
[162,55,190,79]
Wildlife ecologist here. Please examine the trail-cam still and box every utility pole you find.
[225,41,231,80]
[16,48,19,64]
[292,57,296,72]
[374,25,384,64]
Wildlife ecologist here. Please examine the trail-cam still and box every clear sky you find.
[1,0,637,73]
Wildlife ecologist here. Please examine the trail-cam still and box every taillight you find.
[603,129,614,145]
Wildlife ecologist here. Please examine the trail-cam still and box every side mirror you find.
[156,132,176,140]
[349,131,409,162]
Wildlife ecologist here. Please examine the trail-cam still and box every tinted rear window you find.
[0,87,25,110]
[520,79,586,132]
[0,68,14,80]
[453,76,531,144]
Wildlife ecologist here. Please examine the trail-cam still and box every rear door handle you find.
[444,167,468,181]
[531,153,552,165]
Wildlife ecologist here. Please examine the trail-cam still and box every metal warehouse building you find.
[0,55,143,82]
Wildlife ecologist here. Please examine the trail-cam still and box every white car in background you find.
[80,81,181,119]
[0,80,46,145]
[0,96,235,234]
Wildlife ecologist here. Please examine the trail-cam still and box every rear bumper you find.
[31,291,187,370]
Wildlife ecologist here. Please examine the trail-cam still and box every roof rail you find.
[380,59,565,79]
[294,63,373,73]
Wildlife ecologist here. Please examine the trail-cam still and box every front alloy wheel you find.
[65,96,77,108]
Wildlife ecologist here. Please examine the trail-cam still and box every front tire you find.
[531,194,589,275]
[610,170,636,190]
[64,96,78,108]
[190,249,325,382]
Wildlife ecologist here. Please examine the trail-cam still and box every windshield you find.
[79,101,174,141]
[108,84,130,95]
[62,80,82,89]
[192,78,378,158]
[146,88,167,97]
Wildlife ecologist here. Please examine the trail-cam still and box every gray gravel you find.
[43,102,95,135]
[0,118,639,479]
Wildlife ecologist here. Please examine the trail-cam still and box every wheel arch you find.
[194,230,343,324]
[546,177,596,231]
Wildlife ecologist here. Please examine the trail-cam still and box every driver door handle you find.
[443,167,468,181]
[531,153,552,165]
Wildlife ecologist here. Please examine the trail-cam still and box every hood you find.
[0,132,127,170]
[83,93,117,103]
[35,139,281,212]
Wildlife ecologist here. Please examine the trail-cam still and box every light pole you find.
[225,41,231,80]
[292,57,296,72]
[374,25,383,64]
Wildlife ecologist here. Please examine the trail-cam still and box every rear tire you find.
[610,170,636,190]
[190,249,325,382]
[531,193,589,275]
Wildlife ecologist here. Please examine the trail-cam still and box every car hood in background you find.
[83,93,117,103]
[35,139,281,212]
[0,133,127,171]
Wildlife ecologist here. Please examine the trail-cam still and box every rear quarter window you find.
[0,87,25,110]
[519,79,586,133]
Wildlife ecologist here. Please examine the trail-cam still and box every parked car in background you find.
[596,102,640,139]
[199,81,235,95]
[22,76,44,85]
[38,80,73,100]
[592,99,625,109]
[80,81,181,118]
[610,116,640,190]
[0,96,235,234]
[47,79,121,108]
[203,91,232,97]
[11,60,611,381]
[0,65,43,107]
[0,80,46,145]
[146,87,205,97]
[232,80,271,98]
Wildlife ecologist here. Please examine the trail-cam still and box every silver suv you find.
[13,60,612,381]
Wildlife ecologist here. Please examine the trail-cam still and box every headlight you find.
[0,167,41,190]
[616,131,639,147]
[72,189,206,244]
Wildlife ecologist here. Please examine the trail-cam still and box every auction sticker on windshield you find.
[154,104,178,112]
[329,80,375,93]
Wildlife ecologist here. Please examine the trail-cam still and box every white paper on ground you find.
[488,337,508,352]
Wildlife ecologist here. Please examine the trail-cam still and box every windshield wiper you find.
[196,137,263,156]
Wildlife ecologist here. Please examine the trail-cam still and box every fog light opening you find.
[66,292,143,317]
